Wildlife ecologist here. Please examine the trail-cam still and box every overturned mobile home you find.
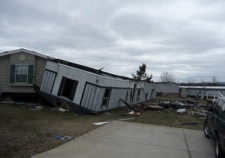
[39,59,156,113]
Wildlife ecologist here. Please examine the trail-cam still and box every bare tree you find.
[212,76,218,83]
[132,63,153,82]
[159,72,175,82]
[185,77,196,84]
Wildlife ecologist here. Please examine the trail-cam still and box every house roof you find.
[0,48,53,59]
[154,82,178,85]
[179,86,225,90]
[50,59,134,81]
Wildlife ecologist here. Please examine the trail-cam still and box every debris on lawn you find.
[60,136,72,141]
[16,101,25,105]
[158,99,209,118]
[23,103,43,111]
[58,107,69,112]
[127,110,142,116]
[146,105,164,110]
[0,100,15,104]
[55,135,72,141]
[51,107,69,112]
[24,103,43,110]
[119,118,135,121]
[93,122,109,126]
[191,111,207,117]
[177,109,186,113]
[30,106,43,111]
[55,135,62,139]
[57,99,72,111]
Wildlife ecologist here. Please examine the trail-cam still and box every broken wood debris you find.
[120,98,164,116]
[57,99,72,111]
[119,118,135,121]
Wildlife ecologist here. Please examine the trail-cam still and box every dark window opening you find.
[136,89,141,102]
[101,89,111,108]
[151,89,155,97]
[58,77,78,100]
[125,91,129,102]
[131,84,137,102]
[145,93,148,100]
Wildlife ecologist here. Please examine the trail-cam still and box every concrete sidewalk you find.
[32,121,214,158]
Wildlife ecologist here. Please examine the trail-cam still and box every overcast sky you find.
[1,0,225,82]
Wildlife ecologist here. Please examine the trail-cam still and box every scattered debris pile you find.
[25,103,43,110]
[159,100,209,117]
[159,100,195,110]
[120,98,209,118]
[120,99,164,116]
[51,99,73,112]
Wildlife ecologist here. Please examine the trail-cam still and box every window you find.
[15,65,28,82]
[101,89,111,108]
[10,65,33,84]
[57,77,78,100]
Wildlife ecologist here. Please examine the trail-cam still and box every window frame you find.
[57,76,79,101]
[15,64,29,83]
[10,64,33,85]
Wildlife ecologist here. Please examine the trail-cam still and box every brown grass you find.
[0,98,206,158]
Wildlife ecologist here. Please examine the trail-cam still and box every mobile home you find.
[39,59,155,113]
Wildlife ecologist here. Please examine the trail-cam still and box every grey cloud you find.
[1,0,225,82]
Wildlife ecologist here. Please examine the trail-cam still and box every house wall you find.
[186,88,225,99]
[0,52,47,93]
[46,62,136,104]
[80,83,131,112]
[155,83,179,94]
[34,57,47,87]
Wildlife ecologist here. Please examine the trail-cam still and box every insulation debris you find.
[177,109,186,113]
[93,122,109,126]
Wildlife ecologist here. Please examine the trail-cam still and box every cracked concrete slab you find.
[32,121,214,158]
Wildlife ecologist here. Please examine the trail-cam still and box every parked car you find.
[203,93,225,158]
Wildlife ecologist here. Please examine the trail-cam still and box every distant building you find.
[0,48,51,95]
[179,85,225,100]
[154,82,179,98]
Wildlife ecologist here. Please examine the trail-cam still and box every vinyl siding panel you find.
[0,56,10,92]
[81,83,132,112]
[10,52,35,65]
[35,57,47,87]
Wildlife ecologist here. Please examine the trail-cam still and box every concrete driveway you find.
[32,121,214,158]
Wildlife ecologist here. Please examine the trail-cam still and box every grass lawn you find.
[0,100,205,158]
